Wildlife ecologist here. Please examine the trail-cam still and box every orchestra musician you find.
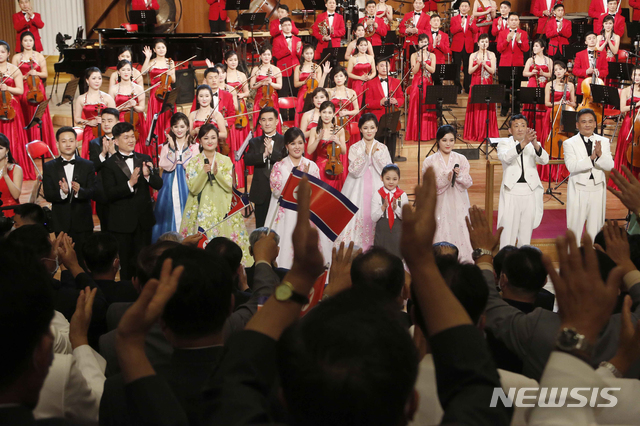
[131,0,160,10]
[531,0,561,36]
[589,0,607,18]
[472,0,497,38]
[406,34,437,143]
[141,40,176,145]
[189,85,228,142]
[250,45,283,137]
[545,4,572,57]
[270,5,300,38]
[207,0,228,32]
[345,24,375,61]
[613,66,640,179]
[522,39,552,136]
[572,32,609,102]
[191,66,234,121]
[12,0,44,53]
[74,67,116,160]
[109,47,144,88]
[272,17,302,98]
[311,0,346,61]
[307,100,348,190]
[359,0,388,47]
[294,45,329,128]
[300,87,330,141]
[491,1,511,39]
[450,0,478,94]
[375,0,394,31]
[347,38,376,110]
[596,15,621,64]
[497,13,530,67]
[108,60,148,155]
[593,0,625,36]
[399,0,430,51]
[427,13,452,80]
[224,50,251,188]
[12,31,57,156]
[328,66,360,147]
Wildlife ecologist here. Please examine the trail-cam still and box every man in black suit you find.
[101,122,163,280]
[244,107,286,228]
[89,108,119,231]
[43,126,97,267]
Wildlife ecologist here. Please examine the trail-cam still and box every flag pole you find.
[202,204,252,235]
[266,199,280,235]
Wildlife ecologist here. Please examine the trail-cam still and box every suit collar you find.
[113,153,133,179]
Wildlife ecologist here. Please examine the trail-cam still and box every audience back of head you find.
[135,241,181,287]
[350,247,405,302]
[433,241,459,260]
[83,232,119,276]
[13,203,47,229]
[5,225,52,261]
[501,246,547,297]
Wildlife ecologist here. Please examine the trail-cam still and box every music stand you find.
[434,63,456,82]
[608,62,633,85]
[563,45,583,63]
[58,78,79,124]
[373,44,397,61]
[424,85,459,154]
[226,0,252,36]
[320,47,347,66]
[498,66,524,127]
[518,87,545,131]
[375,110,402,161]
[24,100,51,143]
[128,10,157,33]
[590,84,620,136]
[469,84,505,158]
[300,0,327,11]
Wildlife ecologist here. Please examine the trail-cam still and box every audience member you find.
[12,203,47,229]
[432,241,459,259]
[206,237,251,306]
[157,231,184,243]
[246,227,288,289]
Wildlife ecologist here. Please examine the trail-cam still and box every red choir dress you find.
[253,74,281,137]
[538,88,571,182]
[348,61,372,111]
[463,59,499,142]
[294,71,312,128]
[0,76,35,180]
[376,9,389,30]
[599,38,618,85]
[522,62,549,137]
[612,96,640,187]
[0,166,19,216]
[114,91,150,156]
[17,59,57,155]
[406,60,438,142]
[146,67,175,146]
[81,95,106,160]
[226,81,252,189]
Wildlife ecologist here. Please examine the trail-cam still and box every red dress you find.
[331,94,360,149]
[115,90,150,156]
[146,67,175,146]
[0,166,19,216]
[226,81,252,189]
[0,76,35,180]
[464,59,499,142]
[17,59,57,156]
[81,94,106,160]
[474,3,492,40]
[294,71,311,128]
[348,61,371,110]
[252,74,281,137]
[613,96,640,183]
[599,38,618,62]
[406,60,437,142]
[313,137,346,190]
[538,88,571,182]
[522,62,549,137]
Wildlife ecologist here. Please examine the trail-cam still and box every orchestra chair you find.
[278,97,297,128]
[25,140,54,203]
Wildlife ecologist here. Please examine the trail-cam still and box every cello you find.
[545,76,574,159]
[25,58,44,106]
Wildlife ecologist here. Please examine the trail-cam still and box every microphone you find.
[69,175,78,202]
[204,158,213,185]
[451,164,459,187]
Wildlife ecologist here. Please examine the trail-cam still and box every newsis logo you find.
[490,387,621,408]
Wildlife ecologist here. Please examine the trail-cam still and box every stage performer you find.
[522,39,552,136]
[308,101,347,190]
[266,127,322,269]
[300,87,329,140]
[189,85,228,142]
[272,18,302,98]
[497,13,529,67]
[631,0,640,22]
[180,124,251,264]
[312,0,346,60]
[593,0,625,36]
[399,0,430,51]
[472,0,497,39]
[13,0,43,53]
[406,35,437,143]
[0,134,23,216]
[421,125,473,262]
[541,60,574,182]
[328,67,361,148]
[141,40,176,145]
[191,67,234,124]
[596,15,621,63]
[101,122,163,279]
[371,164,408,259]
[545,4,572,57]
[613,66,640,181]
[250,46,282,137]
[244,107,286,228]
[427,14,452,67]
[224,50,251,188]
[345,24,374,61]
[497,114,549,248]
[450,0,478,93]
[464,34,498,142]
[572,32,609,100]
[376,0,394,31]
[109,47,144,88]
[12,32,57,156]
[269,5,300,38]
[564,108,613,244]
[294,45,329,128]
[152,113,199,242]
[109,60,149,155]
[132,0,159,9]
[530,0,560,36]
[492,1,511,39]
[359,1,388,47]
[206,0,227,32]
[347,38,376,110]
[74,67,116,160]
[336,113,391,251]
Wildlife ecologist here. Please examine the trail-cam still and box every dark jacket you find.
[244,134,286,204]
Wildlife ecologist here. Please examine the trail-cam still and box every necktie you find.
[61,159,76,166]
[585,139,593,156]
[386,193,396,229]
[118,153,134,160]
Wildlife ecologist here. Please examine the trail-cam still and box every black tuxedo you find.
[89,136,117,229]
[244,133,286,227]
[101,152,163,279]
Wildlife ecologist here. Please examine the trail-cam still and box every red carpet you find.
[492,209,567,240]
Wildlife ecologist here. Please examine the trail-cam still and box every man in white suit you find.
[497,114,549,248]
[563,108,614,244]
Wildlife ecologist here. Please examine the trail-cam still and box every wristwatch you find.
[555,327,594,362]
[471,248,493,261]
[275,281,310,305]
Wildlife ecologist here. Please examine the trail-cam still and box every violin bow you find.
[334,88,368,117]
[154,55,198,79]
[0,67,20,86]
[387,69,412,99]
[115,82,160,111]
[300,53,331,85]
[333,104,368,135]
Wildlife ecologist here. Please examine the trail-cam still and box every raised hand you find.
[466,205,502,253]
[595,220,636,279]
[59,178,69,194]
[401,167,437,266]
[608,166,640,215]
[325,242,361,298]
[290,177,325,281]
[69,287,97,349]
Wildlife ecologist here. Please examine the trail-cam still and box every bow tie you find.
[118,153,134,160]
[557,19,562,22]
[212,92,219,97]
[432,31,438,34]
[461,15,467,18]
[415,12,421,15]
[328,13,334,16]
[588,50,594,55]
[380,78,388,82]
[285,35,292,39]
[61,159,76,166]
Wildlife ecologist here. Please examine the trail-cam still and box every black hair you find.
[259,44,272,55]
[169,112,194,145]
[258,105,279,121]
[20,31,35,46]
[0,133,16,164]
[365,0,376,6]
[433,241,459,259]
[602,15,615,24]
[381,163,400,178]
[500,0,511,7]
[501,246,548,294]
[509,113,529,127]
[134,240,181,286]
[585,31,597,39]
[278,4,290,11]
[332,66,349,82]
[195,84,214,110]
[205,237,243,290]
[5,224,52,260]
[358,112,378,129]
[101,107,120,120]
[418,34,429,44]
[116,59,133,72]
[553,59,567,70]
[0,40,11,54]
[82,232,119,275]
[493,245,517,278]
[278,288,418,426]
[280,17,292,24]
[204,67,219,80]
[284,127,306,146]
[56,126,77,141]
[553,3,564,10]
[198,123,219,145]
[153,39,167,49]
[356,36,368,47]
[84,66,101,83]
[14,203,45,226]
[459,0,470,5]
[354,23,365,31]
[508,12,520,18]
[576,108,597,122]
[430,14,441,20]
[315,100,336,135]
[351,247,405,300]
[118,46,134,58]
[224,50,238,61]
[299,44,315,66]
[214,63,227,73]
[112,121,135,138]
[436,124,456,147]
[588,249,617,281]
[628,234,640,270]
[478,33,490,42]
[533,38,546,49]
[154,246,234,337]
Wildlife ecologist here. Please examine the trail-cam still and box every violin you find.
[203,107,231,156]
[625,90,640,167]
[576,50,604,123]
[258,67,275,108]
[305,64,319,98]
[336,100,351,140]
[91,104,104,139]
[155,59,174,101]
[122,93,140,140]
[26,59,44,106]
[545,76,574,159]
[0,74,16,122]
[325,124,343,176]
[234,91,248,130]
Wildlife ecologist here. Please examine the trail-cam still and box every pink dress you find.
[294,70,311,128]
[146,66,175,146]
[114,90,150,156]
[422,151,473,262]
[0,76,34,180]
[226,81,252,189]
[17,58,57,156]
[464,59,499,142]
[348,61,372,109]
[522,62,549,137]
[81,96,106,160]
[253,74,281,137]
[406,59,437,141]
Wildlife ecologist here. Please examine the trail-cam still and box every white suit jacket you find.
[563,132,614,187]
[497,137,549,229]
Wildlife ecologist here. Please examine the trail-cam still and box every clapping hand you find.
[608,166,640,216]
[594,220,637,279]
[325,242,361,298]
[69,286,97,349]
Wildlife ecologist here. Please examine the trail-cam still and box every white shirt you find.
[327,12,335,28]
[380,77,389,97]
[121,153,149,192]
[511,29,517,48]
[212,89,220,113]
[461,14,468,31]
[60,156,79,200]
[263,132,277,164]
[413,11,421,26]
[23,11,31,22]
[284,33,293,52]
[371,187,408,223]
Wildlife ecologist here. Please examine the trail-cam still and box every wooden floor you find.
[32,76,627,262]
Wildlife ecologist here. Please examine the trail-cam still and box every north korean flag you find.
[225,187,250,219]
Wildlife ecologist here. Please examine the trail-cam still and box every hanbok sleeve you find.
[186,156,208,195]
[158,144,176,172]
[455,155,473,190]
[308,160,321,180]
[348,142,368,177]
[214,156,233,193]
[270,160,287,198]
[372,143,393,174]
